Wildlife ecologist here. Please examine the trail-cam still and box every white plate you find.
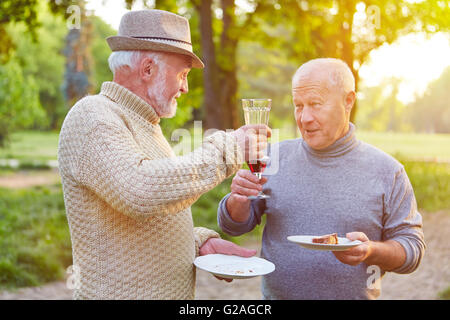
[194,254,275,279]
[287,235,362,251]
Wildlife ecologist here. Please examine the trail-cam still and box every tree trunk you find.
[218,0,239,130]
[196,0,239,131]
[197,0,223,130]
[338,0,358,123]
[63,3,93,108]
[351,70,359,123]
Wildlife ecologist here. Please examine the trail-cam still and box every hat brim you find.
[106,36,204,69]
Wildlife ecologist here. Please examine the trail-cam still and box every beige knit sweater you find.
[58,81,243,299]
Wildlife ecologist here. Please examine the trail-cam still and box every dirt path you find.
[378,210,450,300]
[0,169,60,189]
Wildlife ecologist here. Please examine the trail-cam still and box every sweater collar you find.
[301,122,358,158]
[100,81,160,125]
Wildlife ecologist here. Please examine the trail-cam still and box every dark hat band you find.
[131,36,192,46]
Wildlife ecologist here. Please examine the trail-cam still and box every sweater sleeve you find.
[217,193,265,236]
[382,167,426,274]
[193,227,221,257]
[77,122,244,220]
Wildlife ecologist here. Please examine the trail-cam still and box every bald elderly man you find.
[217,58,425,299]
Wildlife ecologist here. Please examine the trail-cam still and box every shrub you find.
[0,185,72,289]
[400,157,450,212]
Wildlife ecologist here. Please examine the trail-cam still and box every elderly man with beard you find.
[58,10,270,300]
[217,58,425,299]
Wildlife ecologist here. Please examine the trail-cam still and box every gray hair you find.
[108,50,166,75]
[292,58,355,93]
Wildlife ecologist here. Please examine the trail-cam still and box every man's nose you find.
[180,79,188,93]
[301,106,314,124]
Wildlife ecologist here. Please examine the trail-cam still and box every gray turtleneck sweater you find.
[217,123,425,299]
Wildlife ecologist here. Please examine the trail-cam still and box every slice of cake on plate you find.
[312,233,338,244]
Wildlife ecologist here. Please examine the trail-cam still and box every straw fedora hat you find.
[107,9,204,68]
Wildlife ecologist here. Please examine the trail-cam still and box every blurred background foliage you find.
[0,0,449,145]
[0,0,449,292]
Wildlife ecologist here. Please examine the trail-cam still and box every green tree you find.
[7,5,67,130]
[0,59,46,146]
[62,1,95,108]
[356,77,409,132]
[268,0,450,122]
[192,0,289,130]
[1,1,124,134]
[0,0,77,143]
[0,0,75,60]
[408,66,450,133]
[125,0,277,130]
[90,16,115,92]
[0,0,40,61]
[238,41,299,134]
[69,0,450,132]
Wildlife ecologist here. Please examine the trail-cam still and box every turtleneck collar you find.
[301,122,359,158]
[100,81,160,125]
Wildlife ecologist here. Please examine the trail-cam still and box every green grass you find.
[358,131,450,162]
[400,158,450,212]
[2,130,450,163]
[438,286,450,300]
[0,131,59,162]
[0,185,72,290]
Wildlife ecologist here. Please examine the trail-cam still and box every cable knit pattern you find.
[58,81,242,299]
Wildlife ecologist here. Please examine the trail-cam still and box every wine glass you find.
[242,98,271,200]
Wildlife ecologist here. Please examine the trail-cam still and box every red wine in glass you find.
[247,156,269,199]
[247,158,268,175]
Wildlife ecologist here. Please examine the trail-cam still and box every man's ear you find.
[344,91,356,113]
[139,57,155,81]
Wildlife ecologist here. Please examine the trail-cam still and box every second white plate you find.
[287,235,362,251]
[194,254,275,279]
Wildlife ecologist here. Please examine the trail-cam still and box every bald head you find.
[291,58,356,150]
[292,58,355,95]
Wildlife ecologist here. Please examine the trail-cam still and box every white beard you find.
[160,97,177,118]
[147,68,177,118]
